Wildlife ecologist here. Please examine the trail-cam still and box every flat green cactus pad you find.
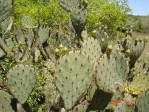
[21,16,34,29]
[0,0,12,22]
[59,0,79,12]
[81,38,102,67]
[95,53,129,93]
[7,64,36,104]
[38,25,49,44]
[0,90,14,112]
[136,90,149,112]
[54,51,94,110]
[0,48,6,58]
[128,73,149,95]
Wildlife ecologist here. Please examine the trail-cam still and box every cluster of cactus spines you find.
[54,51,94,110]
[38,25,50,44]
[127,73,149,95]
[81,37,102,66]
[0,0,12,23]
[21,16,34,29]
[136,90,149,112]
[7,64,36,104]
[95,53,129,93]
[0,90,14,112]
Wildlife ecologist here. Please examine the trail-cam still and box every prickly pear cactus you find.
[1,16,13,37]
[0,48,5,58]
[7,64,36,104]
[114,103,134,112]
[14,26,26,44]
[59,0,80,12]
[130,40,145,67]
[0,90,14,112]
[70,4,87,37]
[81,38,102,66]
[95,25,109,53]
[38,25,49,44]
[21,16,34,29]
[54,51,94,110]
[27,29,34,48]
[95,53,129,93]
[127,73,149,95]
[136,90,149,112]
[0,0,12,22]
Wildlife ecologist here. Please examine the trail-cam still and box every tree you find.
[87,0,131,36]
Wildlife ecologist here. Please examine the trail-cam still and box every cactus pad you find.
[54,51,94,110]
[136,90,149,112]
[81,38,102,66]
[59,0,79,12]
[95,53,129,93]
[0,48,5,58]
[70,5,87,36]
[14,26,26,44]
[7,64,36,104]
[0,0,12,22]
[21,16,34,29]
[0,90,14,112]
[38,25,49,44]
[128,73,149,95]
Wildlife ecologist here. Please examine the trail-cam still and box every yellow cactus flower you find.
[63,47,68,52]
[59,44,64,48]
[55,48,59,53]
[125,87,139,95]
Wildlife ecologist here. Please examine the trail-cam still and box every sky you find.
[128,0,149,16]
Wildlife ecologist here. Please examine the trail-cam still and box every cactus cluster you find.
[0,0,148,112]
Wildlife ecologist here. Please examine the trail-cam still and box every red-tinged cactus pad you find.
[136,90,149,112]
[0,90,14,112]
[54,51,94,110]
[7,64,36,104]
[95,53,129,93]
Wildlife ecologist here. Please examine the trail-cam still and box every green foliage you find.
[27,58,46,112]
[87,0,131,36]
[13,0,69,27]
